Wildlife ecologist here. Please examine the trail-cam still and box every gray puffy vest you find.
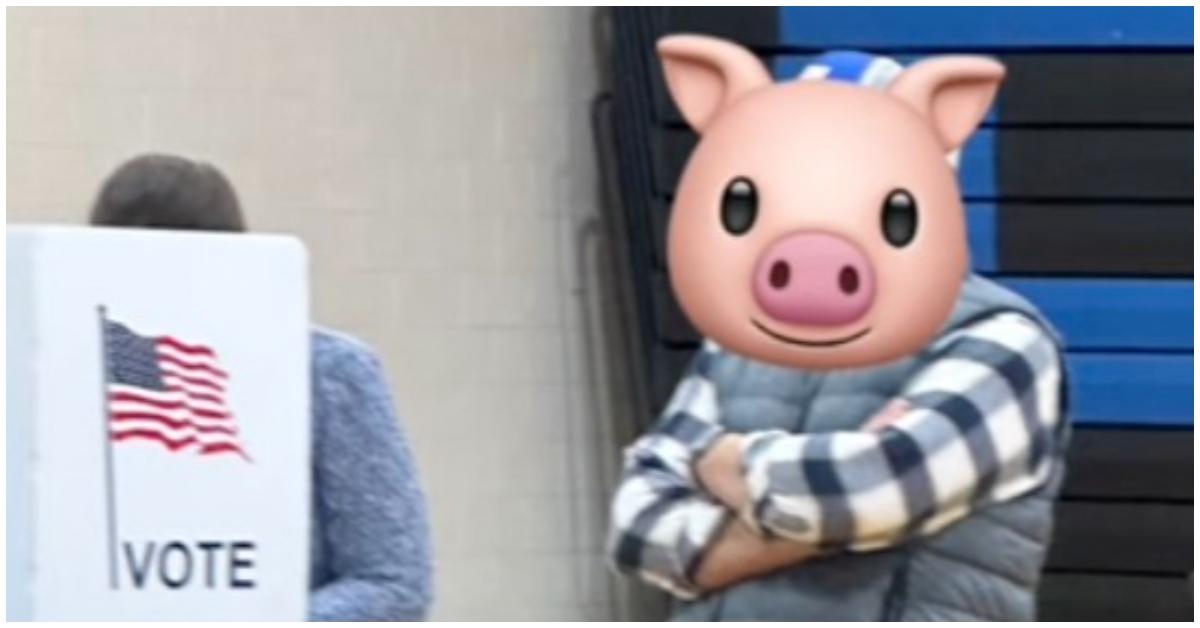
[671,274,1069,621]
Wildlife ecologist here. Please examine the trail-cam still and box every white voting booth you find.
[7,226,311,620]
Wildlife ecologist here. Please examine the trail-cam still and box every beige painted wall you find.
[8,7,635,620]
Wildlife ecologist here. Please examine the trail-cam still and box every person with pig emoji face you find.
[608,36,1068,621]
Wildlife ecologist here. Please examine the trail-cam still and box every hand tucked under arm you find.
[694,432,751,512]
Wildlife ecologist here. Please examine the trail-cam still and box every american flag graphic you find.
[103,316,249,460]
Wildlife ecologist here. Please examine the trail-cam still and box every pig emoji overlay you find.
[659,35,1004,370]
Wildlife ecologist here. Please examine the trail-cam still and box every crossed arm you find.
[607,313,1064,598]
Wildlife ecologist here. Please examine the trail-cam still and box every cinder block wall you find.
[8,7,630,619]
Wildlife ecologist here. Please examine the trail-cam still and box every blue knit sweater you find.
[307,328,433,620]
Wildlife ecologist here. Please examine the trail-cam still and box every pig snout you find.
[752,232,876,327]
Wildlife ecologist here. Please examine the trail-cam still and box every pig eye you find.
[721,177,758,235]
[881,188,918,247]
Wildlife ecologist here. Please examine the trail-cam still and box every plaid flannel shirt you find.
[609,312,1063,599]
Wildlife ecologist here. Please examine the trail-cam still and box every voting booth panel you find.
[7,227,311,620]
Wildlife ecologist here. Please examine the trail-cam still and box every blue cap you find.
[797,50,904,90]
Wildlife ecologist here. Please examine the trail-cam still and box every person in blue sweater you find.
[89,154,434,621]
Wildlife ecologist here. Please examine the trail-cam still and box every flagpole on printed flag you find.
[98,305,119,590]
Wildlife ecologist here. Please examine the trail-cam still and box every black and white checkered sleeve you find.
[742,312,1064,551]
[607,342,731,599]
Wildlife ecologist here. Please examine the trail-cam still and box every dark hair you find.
[89,154,246,232]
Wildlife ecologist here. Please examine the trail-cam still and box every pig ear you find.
[657,35,772,133]
[889,56,1005,151]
